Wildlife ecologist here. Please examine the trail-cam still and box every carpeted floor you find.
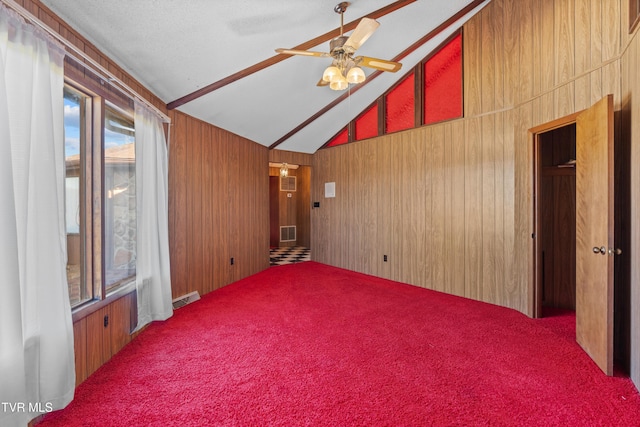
[39,262,640,426]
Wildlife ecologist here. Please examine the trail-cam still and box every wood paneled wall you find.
[312,0,627,315]
[269,149,314,166]
[169,111,270,299]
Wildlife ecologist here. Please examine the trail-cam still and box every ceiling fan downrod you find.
[334,2,350,36]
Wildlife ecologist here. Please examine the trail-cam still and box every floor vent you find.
[172,291,201,309]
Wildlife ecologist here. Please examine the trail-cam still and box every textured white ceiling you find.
[40,0,487,153]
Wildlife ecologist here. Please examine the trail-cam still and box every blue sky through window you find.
[64,96,134,157]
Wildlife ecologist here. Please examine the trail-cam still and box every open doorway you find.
[268,163,311,266]
[531,96,631,375]
[534,123,577,318]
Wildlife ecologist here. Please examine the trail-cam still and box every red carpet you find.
[40,262,640,426]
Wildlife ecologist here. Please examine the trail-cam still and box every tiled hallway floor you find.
[270,246,310,266]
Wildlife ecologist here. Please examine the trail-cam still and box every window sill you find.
[71,279,136,323]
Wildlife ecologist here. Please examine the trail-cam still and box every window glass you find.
[64,86,89,307]
[64,84,137,308]
[104,107,136,291]
[424,33,462,124]
[327,127,349,147]
[385,72,415,133]
[355,103,378,141]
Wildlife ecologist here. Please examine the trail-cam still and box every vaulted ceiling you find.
[41,0,488,154]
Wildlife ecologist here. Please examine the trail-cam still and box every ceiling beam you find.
[269,0,488,150]
[166,0,416,110]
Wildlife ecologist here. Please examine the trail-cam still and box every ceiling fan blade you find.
[356,56,402,73]
[275,48,329,57]
[344,18,380,51]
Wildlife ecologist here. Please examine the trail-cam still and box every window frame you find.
[64,68,137,317]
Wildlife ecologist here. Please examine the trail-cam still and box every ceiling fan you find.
[275,2,402,91]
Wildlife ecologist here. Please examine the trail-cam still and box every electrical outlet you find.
[383,255,388,262]
[230,257,234,265]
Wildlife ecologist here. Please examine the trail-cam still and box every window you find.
[64,84,136,308]
[327,127,349,147]
[424,33,463,124]
[355,103,379,141]
[385,72,415,133]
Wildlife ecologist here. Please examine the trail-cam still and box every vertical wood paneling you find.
[450,121,466,297]
[555,82,576,117]
[464,118,483,300]
[515,102,535,313]
[187,119,204,291]
[414,129,430,287]
[575,74,592,111]
[201,124,215,295]
[502,0,520,106]
[431,126,445,291]
[555,0,575,86]
[168,111,269,298]
[481,5,496,113]
[539,0,556,94]
[295,166,312,248]
[73,319,87,387]
[377,140,392,279]
[590,0,603,66]
[575,0,592,76]
[464,11,482,117]
[494,112,506,305]
[591,68,604,104]
[601,0,620,61]
[441,123,454,294]
[519,0,535,102]
[109,294,133,355]
[492,0,506,109]
[501,110,517,307]
[389,135,403,280]
[85,307,110,378]
[481,115,497,303]
[349,145,364,271]
[214,129,230,289]
[169,112,187,298]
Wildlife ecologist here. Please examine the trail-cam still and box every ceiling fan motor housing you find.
[330,36,352,55]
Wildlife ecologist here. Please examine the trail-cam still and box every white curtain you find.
[0,4,75,427]
[134,103,173,330]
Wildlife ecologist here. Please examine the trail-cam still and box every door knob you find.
[608,248,622,256]
[592,246,606,255]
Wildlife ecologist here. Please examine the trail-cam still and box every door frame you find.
[529,111,581,318]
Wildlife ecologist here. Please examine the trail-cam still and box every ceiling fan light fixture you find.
[322,66,341,82]
[330,74,348,90]
[346,66,365,84]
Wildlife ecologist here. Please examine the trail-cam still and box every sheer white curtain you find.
[0,4,75,426]
[134,103,173,330]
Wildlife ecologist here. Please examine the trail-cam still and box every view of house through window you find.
[64,84,136,308]
[104,107,136,291]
